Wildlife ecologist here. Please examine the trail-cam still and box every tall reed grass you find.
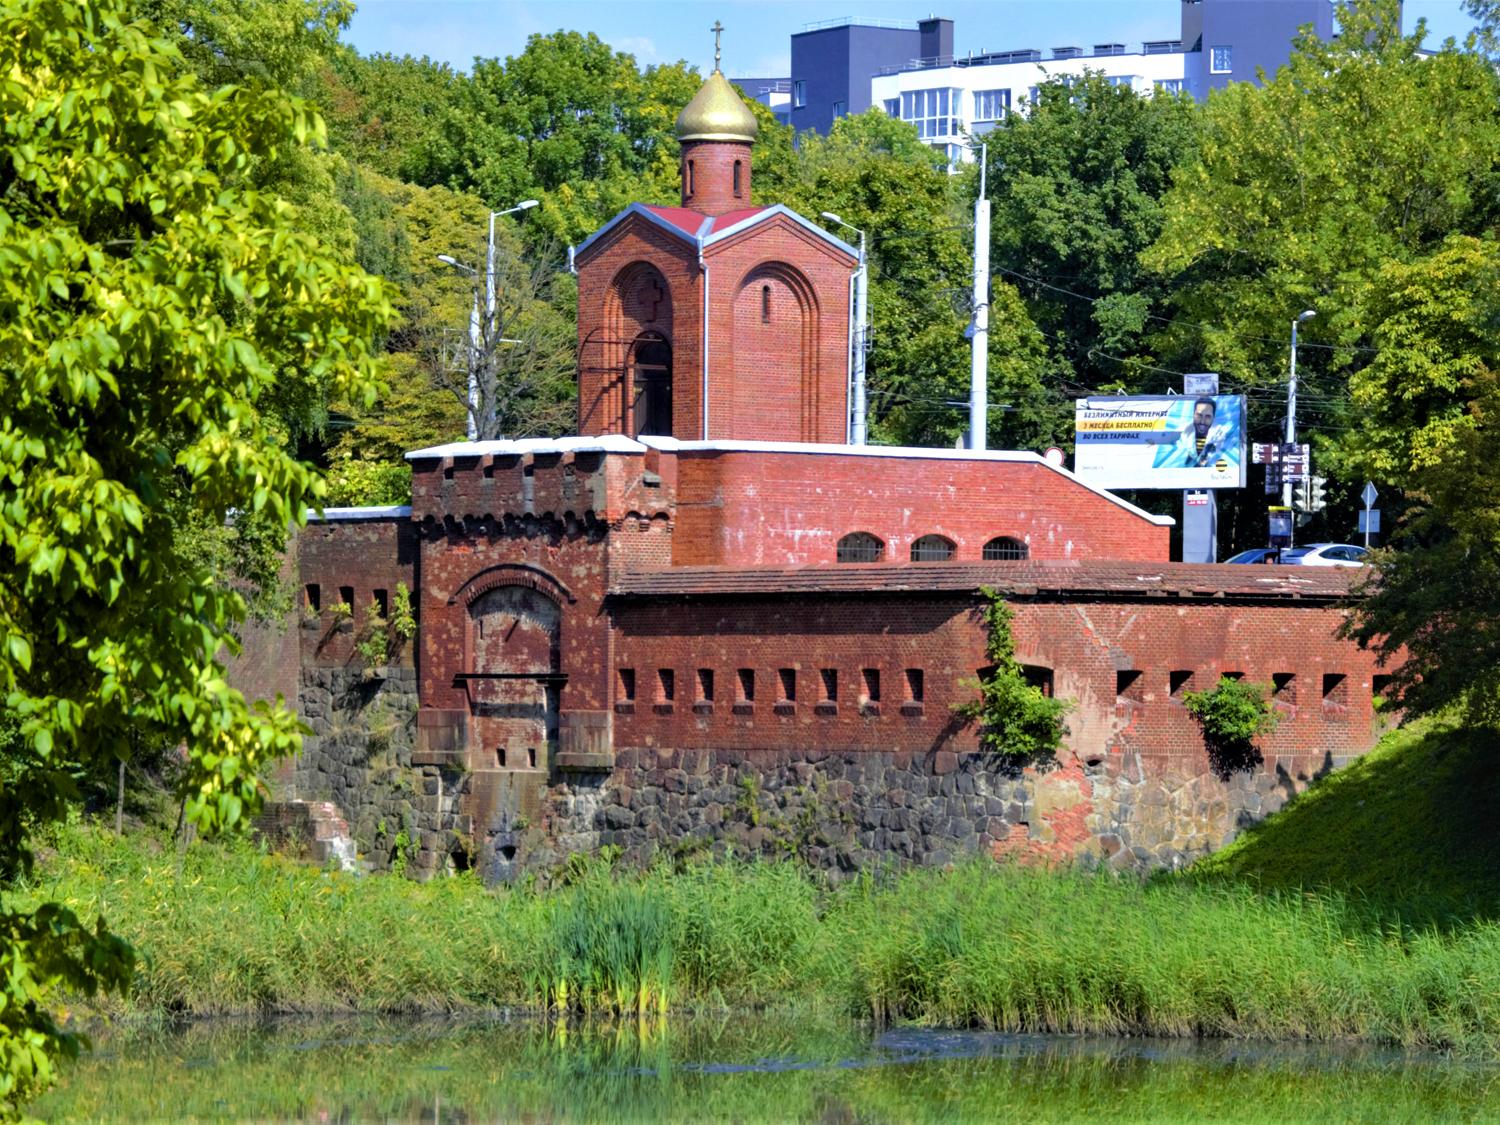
[16,824,1500,1053]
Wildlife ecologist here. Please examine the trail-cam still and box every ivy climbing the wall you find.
[954,589,1071,766]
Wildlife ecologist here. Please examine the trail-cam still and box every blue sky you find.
[344,1,1477,78]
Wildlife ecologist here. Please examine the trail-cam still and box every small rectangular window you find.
[687,159,694,195]
[1222,670,1244,681]
[905,669,924,703]
[304,583,321,612]
[820,668,838,702]
[1211,45,1233,73]
[372,588,388,620]
[832,99,847,118]
[862,668,881,703]
[1273,672,1296,699]
[658,669,675,703]
[1169,670,1193,697]
[733,160,742,197]
[697,669,714,702]
[1372,674,1393,700]
[884,97,899,116]
[794,79,807,108]
[338,585,354,611]
[973,88,1010,122]
[779,668,797,702]
[736,668,755,702]
[619,668,636,701]
[1323,673,1347,700]
[1022,665,1053,698]
[1116,669,1143,701]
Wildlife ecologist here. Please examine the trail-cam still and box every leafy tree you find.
[761,109,1059,451]
[1345,370,1500,727]
[0,0,390,1113]
[319,48,466,187]
[983,71,1199,392]
[1181,676,1280,779]
[1142,0,1500,546]
[954,590,1071,765]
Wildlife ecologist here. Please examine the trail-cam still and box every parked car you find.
[1224,548,1280,564]
[1279,543,1371,567]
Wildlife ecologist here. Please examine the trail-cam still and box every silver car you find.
[1279,543,1371,568]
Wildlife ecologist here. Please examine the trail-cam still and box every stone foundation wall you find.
[294,667,473,876]
[490,744,1353,880]
[290,669,1358,881]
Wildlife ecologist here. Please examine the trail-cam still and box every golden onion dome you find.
[675,69,759,143]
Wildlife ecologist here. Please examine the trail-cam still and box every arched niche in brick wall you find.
[732,261,821,442]
[586,261,674,436]
[466,584,562,771]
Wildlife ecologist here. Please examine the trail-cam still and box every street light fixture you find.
[436,200,540,439]
[822,212,868,446]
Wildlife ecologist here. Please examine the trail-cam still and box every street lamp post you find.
[821,212,867,445]
[438,200,538,440]
[1284,309,1315,511]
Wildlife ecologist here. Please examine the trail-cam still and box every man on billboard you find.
[1152,397,1233,470]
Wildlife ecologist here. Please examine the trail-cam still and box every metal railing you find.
[874,41,1196,75]
[801,16,920,32]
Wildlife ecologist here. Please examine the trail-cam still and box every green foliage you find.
[953,590,1070,764]
[390,583,416,641]
[322,455,412,506]
[21,824,1500,1059]
[354,596,389,669]
[1345,370,1500,725]
[0,0,390,1112]
[984,70,1199,392]
[1181,676,1280,778]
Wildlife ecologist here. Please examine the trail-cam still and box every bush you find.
[1182,675,1279,778]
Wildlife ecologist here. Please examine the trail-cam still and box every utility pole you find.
[822,212,868,445]
[969,143,990,451]
[1284,310,1315,510]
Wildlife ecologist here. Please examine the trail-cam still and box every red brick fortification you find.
[681,140,752,216]
[668,445,1170,564]
[575,209,856,443]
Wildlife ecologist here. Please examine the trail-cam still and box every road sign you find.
[1184,373,1220,395]
[1359,509,1381,534]
[1362,482,1379,508]
[1253,442,1310,464]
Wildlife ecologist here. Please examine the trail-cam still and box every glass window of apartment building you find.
[794,80,807,107]
[832,100,847,118]
[884,98,899,116]
[973,89,1010,122]
[1211,46,1232,73]
[901,88,961,140]
[1154,78,1185,93]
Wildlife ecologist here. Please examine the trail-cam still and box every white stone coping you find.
[402,436,1175,527]
[306,505,412,521]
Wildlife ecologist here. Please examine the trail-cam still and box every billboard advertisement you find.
[1073,395,1247,490]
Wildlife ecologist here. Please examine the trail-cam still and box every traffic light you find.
[1308,475,1327,513]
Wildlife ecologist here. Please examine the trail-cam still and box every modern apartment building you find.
[794,1,1357,148]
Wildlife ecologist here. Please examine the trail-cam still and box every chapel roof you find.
[675,68,759,143]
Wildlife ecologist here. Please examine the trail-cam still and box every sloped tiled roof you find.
[613,560,1359,602]
[573,203,857,262]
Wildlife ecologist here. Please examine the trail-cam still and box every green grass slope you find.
[1186,719,1500,917]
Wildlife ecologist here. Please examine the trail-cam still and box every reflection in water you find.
[36,1014,1500,1123]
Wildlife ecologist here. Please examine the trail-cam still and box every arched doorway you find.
[631,333,672,437]
[468,585,561,770]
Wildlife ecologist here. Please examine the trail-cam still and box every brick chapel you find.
[236,63,1395,881]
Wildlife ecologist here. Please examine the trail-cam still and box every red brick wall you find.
[705,215,853,444]
[669,449,1170,566]
[606,592,1388,771]
[297,518,419,669]
[576,213,855,444]
[681,140,752,215]
[576,219,703,439]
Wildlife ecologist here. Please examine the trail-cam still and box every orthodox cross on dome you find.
[711,20,724,72]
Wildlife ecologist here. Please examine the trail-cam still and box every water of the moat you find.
[34,1014,1500,1123]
